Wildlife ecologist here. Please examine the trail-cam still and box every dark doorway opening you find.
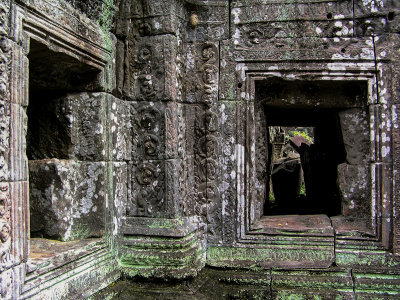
[27,39,100,161]
[264,107,346,217]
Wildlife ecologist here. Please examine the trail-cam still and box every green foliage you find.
[99,0,115,32]
[293,130,313,143]
[286,129,313,144]
[299,182,306,196]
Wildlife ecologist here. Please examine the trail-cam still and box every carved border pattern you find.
[130,104,165,217]
[192,43,221,239]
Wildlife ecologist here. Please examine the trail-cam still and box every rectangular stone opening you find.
[26,39,105,272]
[264,109,345,217]
[254,78,371,233]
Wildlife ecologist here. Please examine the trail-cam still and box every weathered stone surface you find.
[0,268,13,300]
[354,0,400,36]
[0,182,11,272]
[139,0,185,36]
[29,159,105,241]
[252,215,334,237]
[337,163,371,218]
[107,162,127,240]
[184,1,229,42]
[14,0,108,46]
[5,0,400,298]
[393,105,400,255]
[9,103,27,181]
[109,97,131,161]
[127,160,165,218]
[124,34,179,101]
[183,42,219,105]
[27,93,107,161]
[0,100,9,182]
[207,243,335,269]
[10,42,28,106]
[131,101,166,161]
[339,108,370,165]
[120,228,205,279]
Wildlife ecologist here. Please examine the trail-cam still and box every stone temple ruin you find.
[1,0,400,298]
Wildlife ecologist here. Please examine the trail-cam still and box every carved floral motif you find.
[0,5,11,297]
[141,134,159,157]
[136,164,157,185]
[0,183,10,272]
[191,42,221,237]
[137,106,161,131]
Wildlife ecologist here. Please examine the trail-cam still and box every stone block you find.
[369,104,393,163]
[0,100,10,182]
[271,269,354,299]
[131,101,166,161]
[124,35,179,101]
[354,270,400,298]
[232,0,353,24]
[390,63,400,104]
[27,92,109,162]
[131,0,185,37]
[231,37,374,62]
[114,0,142,38]
[9,181,29,266]
[115,39,125,96]
[108,97,131,162]
[131,101,184,161]
[127,160,165,218]
[9,103,27,181]
[339,108,370,165]
[0,182,11,272]
[337,163,371,218]
[232,0,354,40]
[207,243,334,269]
[183,42,219,105]
[106,162,127,239]
[0,267,14,300]
[393,105,400,255]
[354,0,400,36]
[120,228,205,279]
[10,42,28,106]
[184,1,229,42]
[29,159,105,241]
[15,0,106,47]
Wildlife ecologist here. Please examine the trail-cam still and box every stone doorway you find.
[252,78,371,232]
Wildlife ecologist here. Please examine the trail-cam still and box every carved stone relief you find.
[184,1,229,42]
[0,4,11,296]
[129,161,165,217]
[132,103,164,161]
[0,182,10,272]
[125,35,178,101]
[184,42,218,106]
[0,101,9,182]
[184,42,221,240]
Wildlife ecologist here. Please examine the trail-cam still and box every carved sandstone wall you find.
[1,0,400,299]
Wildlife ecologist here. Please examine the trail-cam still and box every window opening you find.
[26,39,103,273]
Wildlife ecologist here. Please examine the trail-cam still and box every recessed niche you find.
[27,38,104,263]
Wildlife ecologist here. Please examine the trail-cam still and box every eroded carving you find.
[131,162,165,217]
[141,134,160,157]
[0,183,10,272]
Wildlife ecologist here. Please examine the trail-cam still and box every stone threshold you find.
[27,237,105,277]
[250,215,374,238]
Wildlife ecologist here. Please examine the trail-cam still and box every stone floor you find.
[92,268,272,299]
[91,267,363,299]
